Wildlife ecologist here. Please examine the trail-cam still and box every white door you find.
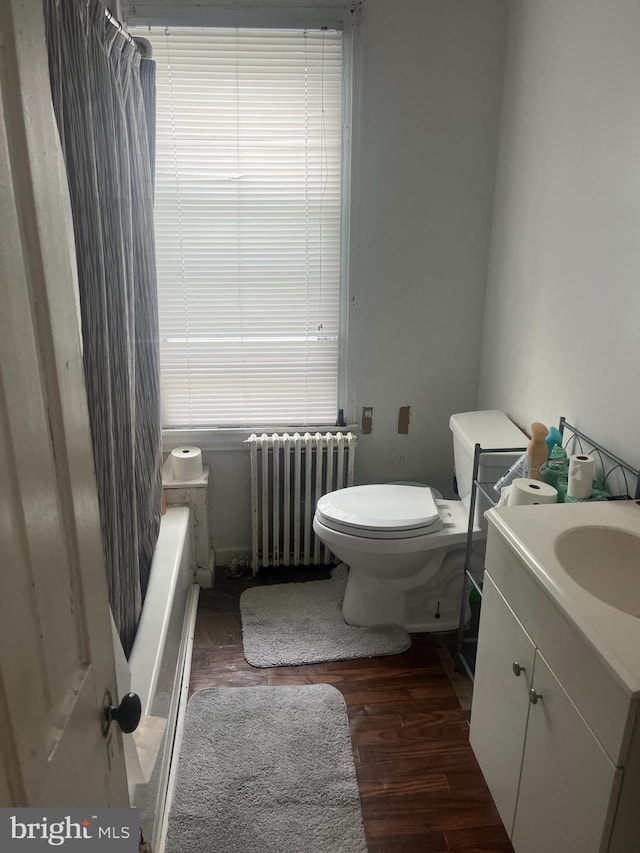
[0,0,128,806]
[512,650,621,853]
[469,573,535,835]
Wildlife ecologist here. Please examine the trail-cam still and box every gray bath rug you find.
[239,564,410,667]
[165,684,368,853]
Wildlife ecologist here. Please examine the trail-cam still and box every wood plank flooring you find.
[189,567,514,853]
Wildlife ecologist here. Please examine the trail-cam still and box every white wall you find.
[479,0,640,465]
[352,0,508,496]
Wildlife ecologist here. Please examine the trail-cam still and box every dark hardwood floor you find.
[189,566,514,853]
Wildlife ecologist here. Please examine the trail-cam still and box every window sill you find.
[162,426,360,453]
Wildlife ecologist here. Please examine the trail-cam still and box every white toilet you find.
[312,410,526,631]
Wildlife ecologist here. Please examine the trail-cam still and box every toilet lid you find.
[316,484,442,535]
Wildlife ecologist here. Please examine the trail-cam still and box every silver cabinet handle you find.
[512,661,526,677]
[529,688,543,705]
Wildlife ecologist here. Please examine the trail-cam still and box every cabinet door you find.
[512,650,621,853]
[469,573,536,834]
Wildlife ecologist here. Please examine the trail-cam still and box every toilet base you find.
[342,548,473,633]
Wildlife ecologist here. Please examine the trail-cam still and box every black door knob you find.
[103,691,142,735]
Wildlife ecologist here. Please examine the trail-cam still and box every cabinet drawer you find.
[485,530,634,765]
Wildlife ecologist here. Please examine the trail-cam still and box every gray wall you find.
[479,0,640,465]
[351,0,508,494]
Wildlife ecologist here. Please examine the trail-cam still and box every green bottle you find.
[541,443,568,489]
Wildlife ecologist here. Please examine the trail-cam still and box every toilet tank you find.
[449,410,527,504]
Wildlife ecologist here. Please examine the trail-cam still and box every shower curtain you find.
[44,0,161,656]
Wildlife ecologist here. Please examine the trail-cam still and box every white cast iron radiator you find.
[245,432,357,574]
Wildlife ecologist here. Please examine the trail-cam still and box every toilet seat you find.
[315,484,443,540]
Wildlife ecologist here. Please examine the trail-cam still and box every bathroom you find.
[2,0,640,850]
[158,0,640,568]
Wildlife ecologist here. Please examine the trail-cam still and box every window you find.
[142,26,347,429]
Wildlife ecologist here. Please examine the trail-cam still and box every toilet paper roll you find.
[508,477,558,506]
[171,446,203,481]
[567,453,595,499]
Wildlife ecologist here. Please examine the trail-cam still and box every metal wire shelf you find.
[455,418,639,681]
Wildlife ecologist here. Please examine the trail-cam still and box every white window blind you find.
[143,26,344,428]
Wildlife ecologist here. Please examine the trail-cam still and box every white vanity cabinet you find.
[472,574,620,852]
[470,520,640,853]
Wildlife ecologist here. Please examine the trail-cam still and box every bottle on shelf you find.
[524,422,548,480]
[541,443,568,488]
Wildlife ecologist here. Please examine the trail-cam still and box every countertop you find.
[485,500,640,697]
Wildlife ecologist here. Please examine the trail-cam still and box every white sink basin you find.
[554,526,640,618]
[485,500,640,695]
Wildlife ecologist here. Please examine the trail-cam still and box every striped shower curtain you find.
[44,0,161,656]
